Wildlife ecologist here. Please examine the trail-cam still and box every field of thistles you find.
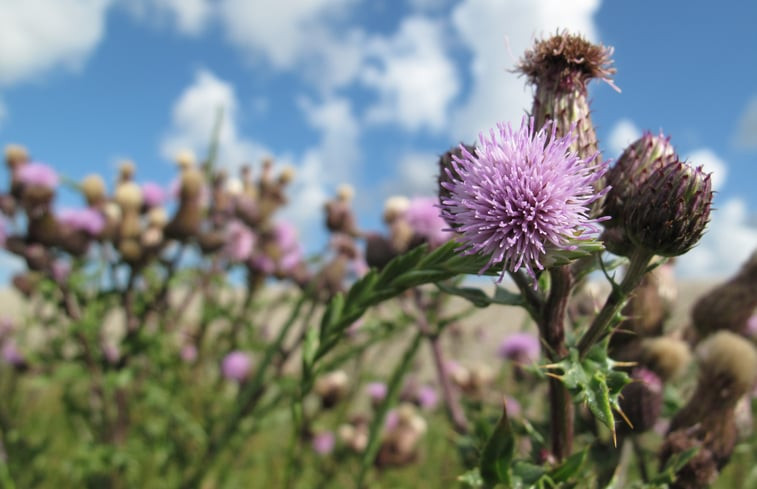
[0,31,755,489]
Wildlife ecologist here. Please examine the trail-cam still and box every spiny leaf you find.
[437,283,524,308]
[480,400,515,487]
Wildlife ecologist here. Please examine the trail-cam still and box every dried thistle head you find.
[695,331,757,401]
[641,337,692,381]
[518,31,615,91]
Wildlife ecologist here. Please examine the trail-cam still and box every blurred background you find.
[1,0,755,281]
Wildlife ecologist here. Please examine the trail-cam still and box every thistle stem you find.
[540,266,573,460]
[577,248,655,358]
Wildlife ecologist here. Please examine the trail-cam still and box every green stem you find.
[577,248,655,358]
[356,332,423,488]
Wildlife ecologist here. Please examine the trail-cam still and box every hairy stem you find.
[540,266,573,460]
[577,248,654,358]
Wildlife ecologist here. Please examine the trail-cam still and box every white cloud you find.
[450,0,601,139]
[121,0,213,35]
[685,148,727,192]
[607,118,641,157]
[161,69,269,169]
[218,0,363,90]
[362,17,460,132]
[386,151,439,197]
[0,0,110,85]
[677,198,757,278]
[282,96,361,234]
[734,95,757,149]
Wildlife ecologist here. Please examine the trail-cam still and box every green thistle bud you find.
[625,160,712,257]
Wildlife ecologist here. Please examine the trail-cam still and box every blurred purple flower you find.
[505,396,521,418]
[58,207,105,236]
[224,220,256,262]
[181,344,198,363]
[311,431,336,455]
[404,197,453,248]
[17,162,58,189]
[249,254,276,275]
[274,221,303,273]
[439,117,607,281]
[1,341,24,366]
[632,367,662,393]
[221,351,252,382]
[141,182,166,207]
[51,260,71,283]
[746,315,757,338]
[498,332,540,363]
[384,409,399,431]
[416,384,438,410]
[366,382,388,404]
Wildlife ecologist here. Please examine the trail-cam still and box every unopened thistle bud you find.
[114,182,143,213]
[314,370,349,409]
[662,332,757,488]
[437,143,475,224]
[175,149,196,170]
[625,160,712,257]
[618,368,663,436]
[690,250,757,338]
[518,32,615,160]
[117,160,136,182]
[80,174,107,207]
[4,144,29,170]
[640,337,691,381]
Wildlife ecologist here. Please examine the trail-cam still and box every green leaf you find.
[549,448,587,482]
[651,447,699,485]
[480,400,515,487]
[437,283,524,309]
[547,344,632,442]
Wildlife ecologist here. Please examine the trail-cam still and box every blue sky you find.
[1,0,756,279]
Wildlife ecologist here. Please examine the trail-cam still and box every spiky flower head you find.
[625,160,712,257]
[440,117,608,281]
[602,133,677,255]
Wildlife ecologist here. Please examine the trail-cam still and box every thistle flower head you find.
[625,160,712,257]
[17,162,58,190]
[498,332,540,363]
[404,197,453,248]
[141,182,166,208]
[58,208,106,236]
[221,351,252,382]
[440,117,608,281]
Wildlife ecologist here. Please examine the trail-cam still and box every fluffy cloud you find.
[218,0,363,90]
[385,151,439,197]
[734,95,757,149]
[362,17,460,132]
[607,118,641,157]
[282,96,361,234]
[0,0,110,85]
[677,198,757,278]
[161,69,269,169]
[685,148,727,192]
[450,0,601,139]
[122,0,213,35]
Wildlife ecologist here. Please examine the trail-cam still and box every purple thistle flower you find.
[221,351,252,382]
[498,332,540,363]
[17,162,58,189]
[223,220,256,262]
[311,431,336,455]
[57,207,105,236]
[440,117,608,281]
[416,384,439,410]
[366,382,388,403]
[1,341,24,366]
[746,315,757,338]
[404,197,453,248]
[141,182,166,207]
